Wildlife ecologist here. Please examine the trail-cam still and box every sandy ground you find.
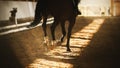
[0,16,120,68]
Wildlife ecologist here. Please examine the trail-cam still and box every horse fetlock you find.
[56,40,62,46]
[51,40,57,46]
[44,36,50,46]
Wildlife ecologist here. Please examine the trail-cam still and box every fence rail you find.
[0,18,54,36]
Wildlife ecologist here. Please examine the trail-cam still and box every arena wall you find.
[0,1,36,21]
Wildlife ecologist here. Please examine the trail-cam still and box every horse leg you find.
[60,21,66,42]
[42,15,47,37]
[42,15,49,44]
[51,19,59,45]
[66,18,75,52]
[27,2,43,28]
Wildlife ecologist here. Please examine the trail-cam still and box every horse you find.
[27,0,78,52]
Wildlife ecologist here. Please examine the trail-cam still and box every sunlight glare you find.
[27,58,73,68]
[27,18,105,68]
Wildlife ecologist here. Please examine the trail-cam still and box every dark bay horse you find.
[28,0,78,52]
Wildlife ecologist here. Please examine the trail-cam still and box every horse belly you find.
[47,0,74,19]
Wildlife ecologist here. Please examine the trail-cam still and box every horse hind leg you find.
[51,19,59,40]
[60,21,66,42]
[66,18,75,52]
[52,20,66,46]
[50,19,59,46]
[42,15,51,47]
[42,16,47,37]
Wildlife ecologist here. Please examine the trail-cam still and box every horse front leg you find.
[66,18,75,52]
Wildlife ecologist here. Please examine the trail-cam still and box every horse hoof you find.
[56,40,62,46]
[26,25,32,28]
[27,22,38,28]
[51,40,57,46]
[67,49,71,52]
[26,25,35,28]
